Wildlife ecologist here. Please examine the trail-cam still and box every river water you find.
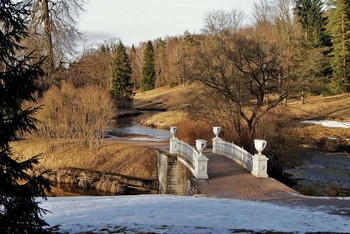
[107,111,171,141]
[285,151,350,196]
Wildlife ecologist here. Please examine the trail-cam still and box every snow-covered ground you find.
[40,195,350,233]
[300,120,350,128]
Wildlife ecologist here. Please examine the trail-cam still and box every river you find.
[107,111,171,141]
[285,151,350,196]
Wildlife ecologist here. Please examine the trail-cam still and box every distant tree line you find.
[62,0,349,98]
[43,0,349,148]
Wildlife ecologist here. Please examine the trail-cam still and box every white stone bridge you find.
[168,126,269,180]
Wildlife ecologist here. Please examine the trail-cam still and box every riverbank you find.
[11,139,159,195]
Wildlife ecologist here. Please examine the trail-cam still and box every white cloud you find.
[78,0,255,46]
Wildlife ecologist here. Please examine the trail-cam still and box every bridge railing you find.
[212,138,253,171]
[212,126,269,178]
[169,127,208,179]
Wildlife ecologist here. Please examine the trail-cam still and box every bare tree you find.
[202,9,245,35]
[29,0,86,87]
[191,10,316,144]
[253,0,274,24]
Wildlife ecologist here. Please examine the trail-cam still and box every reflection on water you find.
[109,111,172,140]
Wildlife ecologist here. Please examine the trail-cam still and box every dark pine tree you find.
[0,1,53,233]
[110,41,133,108]
[326,0,350,93]
[295,0,330,47]
[140,41,156,91]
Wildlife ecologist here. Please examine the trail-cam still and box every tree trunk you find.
[42,0,55,80]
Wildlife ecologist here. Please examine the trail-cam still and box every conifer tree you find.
[130,44,141,90]
[295,0,329,47]
[326,0,350,93]
[140,41,156,91]
[110,41,133,108]
[0,1,53,233]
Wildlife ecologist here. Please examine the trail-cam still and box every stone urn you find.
[213,127,221,138]
[196,139,207,155]
[254,139,267,155]
[170,126,178,138]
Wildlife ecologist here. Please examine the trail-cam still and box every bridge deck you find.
[193,149,297,201]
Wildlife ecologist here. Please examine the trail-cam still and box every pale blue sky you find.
[78,0,256,47]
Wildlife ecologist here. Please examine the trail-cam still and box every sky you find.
[77,0,256,48]
[41,194,350,233]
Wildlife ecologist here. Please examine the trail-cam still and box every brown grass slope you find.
[135,85,350,146]
[11,140,158,180]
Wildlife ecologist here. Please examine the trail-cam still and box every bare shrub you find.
[36,83,117,147]
[176,120,213,146]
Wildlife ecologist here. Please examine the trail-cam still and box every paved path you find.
[104,138,350,216]
[193,149,297,201]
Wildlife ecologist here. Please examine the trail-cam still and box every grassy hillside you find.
[134,84,199,110]
[134,85,350,150]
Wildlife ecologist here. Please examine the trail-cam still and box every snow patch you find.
[300,120,350,128]
[40,195,350,233]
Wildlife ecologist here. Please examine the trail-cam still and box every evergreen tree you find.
[130,44,140,90]
[110,41,133,108]
[326,0,350,93]
[0,1,53,233]
[295,0,329,47]
[140,41,156,91]
[155,38,167,87]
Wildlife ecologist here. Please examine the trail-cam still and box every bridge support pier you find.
[251,154,269,178]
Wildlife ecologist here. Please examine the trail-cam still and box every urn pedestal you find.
[169,126,178,154]
[251,139,269,178]
[195,139,208,179]
[212,127,222,154]
[251,154,269,178]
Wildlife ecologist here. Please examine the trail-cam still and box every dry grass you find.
[11,140,158,180]
[269,94,350,145]
[287,93,350,121]
[141,111,187,128]
[134,84,199,110]
[135,85,350,150]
